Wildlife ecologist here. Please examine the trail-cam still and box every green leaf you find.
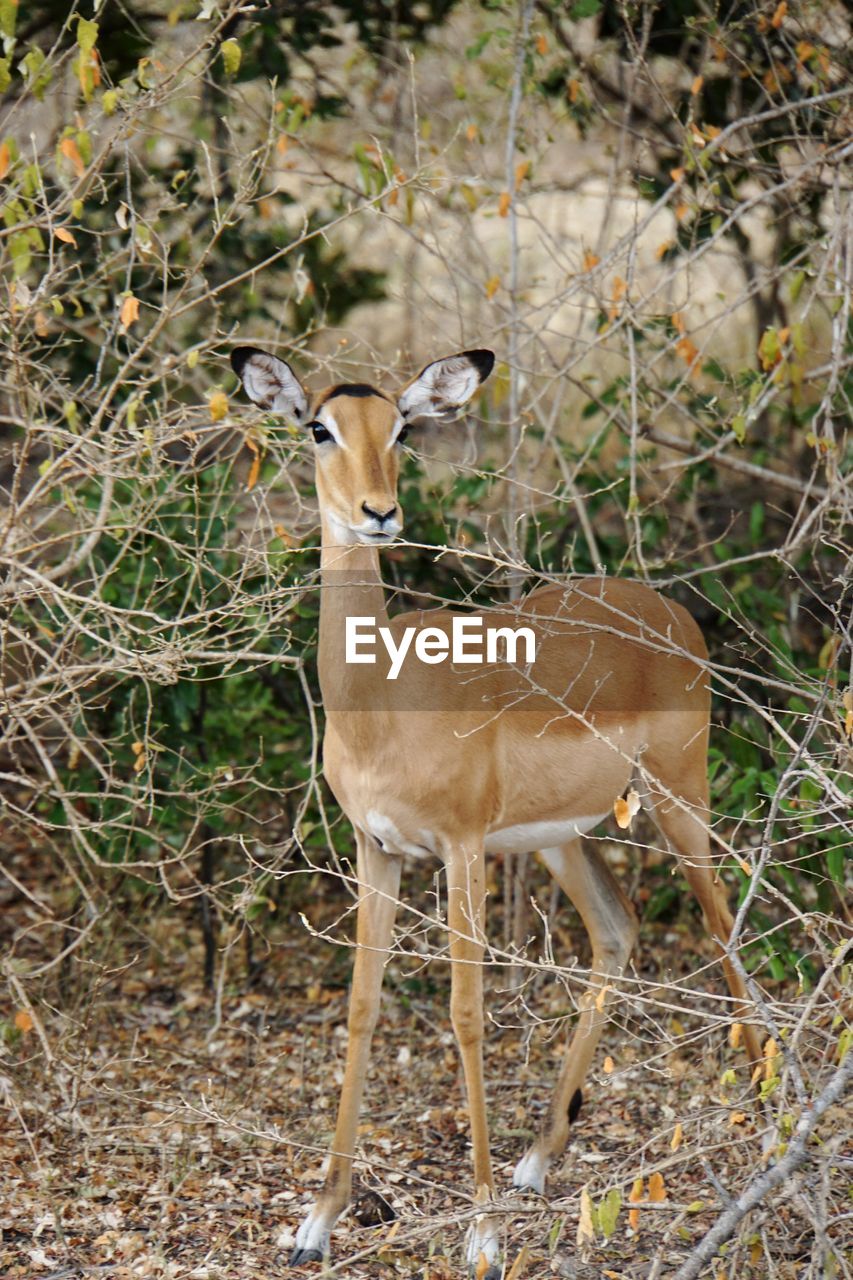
[221,38,241,76]
[570,0,601,17]
[0,57,10,93]
[77,17,99,54]
[0,0,16,39]
[732,413,747,444]
[21,47,52,100]
[597,1188,622,1239]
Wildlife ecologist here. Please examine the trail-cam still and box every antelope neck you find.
[318,514,393,714]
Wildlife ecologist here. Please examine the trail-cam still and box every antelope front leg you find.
[446,844,501,1279]
[291,831,401,1265]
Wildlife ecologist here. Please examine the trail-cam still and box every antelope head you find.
[230,347,494,545]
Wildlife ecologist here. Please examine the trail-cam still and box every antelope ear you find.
[397,349,494,422]
[230,347,309,422]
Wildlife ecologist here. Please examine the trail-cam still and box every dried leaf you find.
[466,123,478,142]
[485,275,501,300]
[771,0,787,27]
[614,787,641,830]
[0,140,9,180]
[498,191,511,218]
[729,1022,743,1050]
[14,1010,33,1033]
[60,136,85,176]
[738,858,752,876]
[577,1185,595,1247]
[209,391,229,423]
[475,1252,490,1280]
[505,1244,529,1280]
[582,250,599,272]
[568,77,581,104]
[55,226,77,247]
[594,984,613,1013]
[690,75,704,95]
[245,434,262,491]
[671,1122,683,1152]
[514,159,530,188]
[119,294,140,329]
[763,1037,779,1080]
[648,1172,666,1202]
[628,1176,644,1232]
[535,34,548,55]
[603,1055,614,1074]
[729,1111,747,1126]
[670,166,685,183]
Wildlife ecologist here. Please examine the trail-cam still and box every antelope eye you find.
[310,421,332,444]
[396,425,410,445]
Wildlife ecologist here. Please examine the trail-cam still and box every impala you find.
[230,344,762,1277]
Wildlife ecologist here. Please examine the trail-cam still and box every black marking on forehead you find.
[323,383,392,403]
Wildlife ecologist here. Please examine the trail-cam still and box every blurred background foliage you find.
[1,0,850,1006]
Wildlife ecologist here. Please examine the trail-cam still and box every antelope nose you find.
[362,501,397,524]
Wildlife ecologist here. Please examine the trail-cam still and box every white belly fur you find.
[484,814,608,855]
[365,810,608,859]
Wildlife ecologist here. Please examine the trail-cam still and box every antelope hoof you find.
[290,1209,331,1267]
[466,1215,501,1278]
[512,1148,548,1195]
[289,1247,323,1266]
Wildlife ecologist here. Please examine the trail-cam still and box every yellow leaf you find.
[60,136,85,176]
[614,787,640,830]
[730,1022,743,1050]
[505,1245,529,1280]
[119,294,140,329]
[14,1010,33,1033]
[209,391,228,423]
[535,33,547,55]
[595,984,613,1013]
[628,1177,644,1232]
[671,1122,683,1152]
[577,1185,595,1246]
[131,741,143,754]
[514,159,530,188]
[34,310,49,337]
[568,78,580,104]
[750,1239,762,1266]
[55,226,77,247]
[675,200,690,221]
[582,250,599,272]
[0,141,9,180]
[466,123,478,142]
[738,858,752,876]
[133,752,147,772]
[485,274,501,300]
[245,433,262,491]
[648,1172,666,1202]
[771,0,787,27]
[690,75,703,95]
[475,1252,490,1280]
[729,1111,747,1126]
[763,1037,779,1080]
[498,191,511,217]
[670,166,685,183]
[603,1055,614,1074]
[655,240,673,260]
